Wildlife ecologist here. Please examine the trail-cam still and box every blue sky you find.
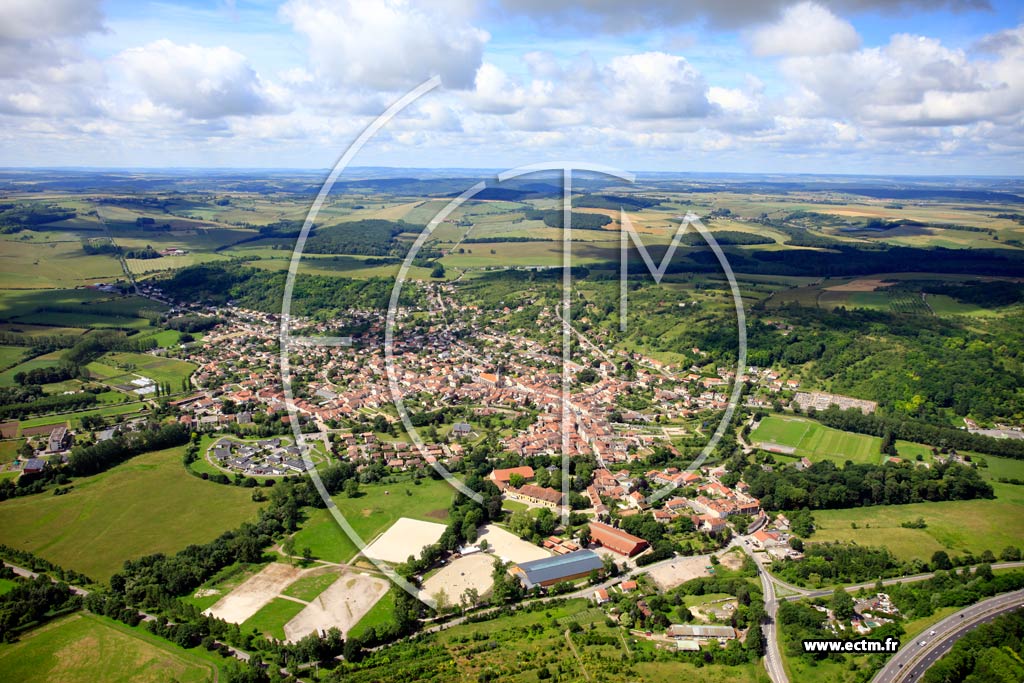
[1,0,1022,174]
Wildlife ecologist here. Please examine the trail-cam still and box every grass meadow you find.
[289,476,455,564]
[0,613,221,683]
[0,445,262,581]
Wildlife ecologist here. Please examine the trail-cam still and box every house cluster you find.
[585,465,763,535]
[209,437,308,476]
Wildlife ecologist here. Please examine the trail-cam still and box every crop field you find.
[0,238,124,288]
[751,415,881,465]
[810,481,1024,562]
[289,477,455,564]
[0,445,262,581]
[0,613,220,683]
[0,351,67,387]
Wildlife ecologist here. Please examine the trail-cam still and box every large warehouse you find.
[588,521,650,557]
[510,549,604,589]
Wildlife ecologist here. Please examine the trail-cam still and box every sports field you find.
[0,613,220,683]
[0,445,261,581]
[751,415,881,465]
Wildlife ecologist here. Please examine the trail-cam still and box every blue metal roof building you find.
[511,549,603,589]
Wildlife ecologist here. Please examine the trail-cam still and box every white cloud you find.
[604,52,712,119]
[115,40,284,119]
[280,0,489,90]
[750,2,860,57]
[0,0,103,43]
[782,31,1024,126]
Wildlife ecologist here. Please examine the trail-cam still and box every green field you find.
[240,597,306,640]
[0,613,220,682]
[181,562,265,613]
[0,445,262,581]
[347,587,397,639]
[0,346,25,371]
[280,569,342,602]
[751,415,882,465]
[289,477,455,564]
[92,352,196,389]
[810,481,1024,562]
[0,351,66,387]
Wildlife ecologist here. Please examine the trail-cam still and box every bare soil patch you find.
[283,571,388,641]
[205,562,303,625]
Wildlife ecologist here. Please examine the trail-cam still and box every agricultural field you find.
[809,481,1024,563]
[751,415,882,465]
[0,613,221,683]
[90,352,196,389]
[341,597,772,683]
[288,477,455,564]
[0,445,262,581]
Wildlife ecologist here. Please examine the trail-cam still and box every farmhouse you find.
[510,549,603,589]
[588,521,649,557]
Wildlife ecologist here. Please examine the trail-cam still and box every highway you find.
[871,588,1024,683]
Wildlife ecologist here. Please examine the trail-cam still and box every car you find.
[919,641,927,647]
[930,630,936,635]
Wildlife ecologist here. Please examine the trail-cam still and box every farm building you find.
[488,465,535,489]
[588,521,649,557]
[666,624,736,641]
[510,549,603,589]
[506,484,564,508]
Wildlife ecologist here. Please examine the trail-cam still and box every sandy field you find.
[718,548,746,571]
[646,556,712,591]
[283,571,389,641]
[477,524,551,563]
[824,278,895,292]
[419,553,494,607]
[361,517,447,564]
[205,562,303,624]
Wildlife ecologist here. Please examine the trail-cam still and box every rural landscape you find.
[0,167,1022,683]
[3,0,1024,682]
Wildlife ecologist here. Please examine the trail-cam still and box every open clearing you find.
[420,552,495,606]
[810,482,1024,562]
[361,517,447,563]
[284,570,389,641]
[751,415,881,465]
[0,613,218,683]
[0,445,261,581]
[646,555,713,591]
[477,524,552,563]
[289,477,455,564]
[205,562,303,625]
[823,278,895,292]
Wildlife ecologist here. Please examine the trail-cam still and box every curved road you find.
[872,588,1024,683]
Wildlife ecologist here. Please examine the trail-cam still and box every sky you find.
[1,0,1023,174]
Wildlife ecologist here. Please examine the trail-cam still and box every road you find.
[784,561,1024,602]
[871,588,1024,683]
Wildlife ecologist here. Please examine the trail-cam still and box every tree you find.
[830,587,855,621]
[343,479,360,498]
[931,550,953,571]
[746,623,766,655]
[430,263,446,278]
[508,473,526,489]
[1000,545,1021,561]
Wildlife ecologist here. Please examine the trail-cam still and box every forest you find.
[742,460,993,511]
